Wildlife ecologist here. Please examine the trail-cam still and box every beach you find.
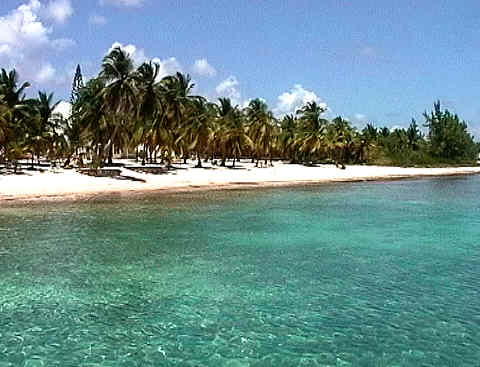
[1,160,479,202]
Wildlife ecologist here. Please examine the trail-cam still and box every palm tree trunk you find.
[107,144,113,166]
[196,153,202,168]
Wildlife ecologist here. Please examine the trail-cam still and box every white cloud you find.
[0,1,48,46]
[35,63,56,83]
[216,76,241,104]
[0,1,75,86]
[45,0,73,24]
[354,113,367,121]
[107,42,182,80]
[89,14,107,26]
[274,84,327,116]
[100,0,144,7]
[51,37,75,50]
[152,57,182,79]
[193,58,216,77]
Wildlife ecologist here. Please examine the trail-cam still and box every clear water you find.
[1,176,480,366]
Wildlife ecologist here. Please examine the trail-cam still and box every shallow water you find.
[1,176,479,366]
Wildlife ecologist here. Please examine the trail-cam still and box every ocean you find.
[1,176,479,366]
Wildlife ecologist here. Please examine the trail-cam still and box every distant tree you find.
[423,101,477,161]
[100,47,137,164]
[295,101,329,162]
[279,114,299,163]
[406,119,423,150]
[362,123,378,143]
[379,127,390,138]
[71,64,84,105]
[246,98,275,166]
[0,69,31,166]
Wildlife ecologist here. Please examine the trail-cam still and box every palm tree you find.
[0,69,31,164]
[26,91,61,165]
[99,47,137,164]
[0,97,10,153]
[327,116,356,167]
[279,114,299,163]
[179,97,215,168]
[246,98,276,166]
[0,69,30,109]
[74,77,109,166]
[158,72,196,164]
[217,97,252,168]
[295,101,329,163]
[132,61,162,162]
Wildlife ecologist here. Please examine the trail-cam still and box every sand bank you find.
[1,160,479,203]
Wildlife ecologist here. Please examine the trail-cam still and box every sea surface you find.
[0,176,479,366]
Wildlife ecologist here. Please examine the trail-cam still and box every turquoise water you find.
[1,176,480,366]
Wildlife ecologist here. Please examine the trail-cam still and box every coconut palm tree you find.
[295,101,329,163]
[327,116,356,167]
[279,114,299,163]
[0,99,10,162]
[75,77,109,166]
[0,69,31,163]
[246,98,276,166]
[179,97,215,168]
[0,69,30,109]
[131,61,163,162]
[158,72,197,164]
[217,97,252,168]
[99,47,137,164]
[25,92,61,165]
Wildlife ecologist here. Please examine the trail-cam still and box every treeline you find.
[0,47,478,170]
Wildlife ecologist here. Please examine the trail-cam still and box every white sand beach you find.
[1,161,480,202]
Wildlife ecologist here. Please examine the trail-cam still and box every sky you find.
[1,0,480,136]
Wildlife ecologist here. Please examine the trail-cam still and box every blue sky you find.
[1,0,480,136]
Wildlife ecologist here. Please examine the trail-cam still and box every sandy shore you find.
[1,160,480,203]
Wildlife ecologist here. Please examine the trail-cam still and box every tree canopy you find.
[1,53,478,171]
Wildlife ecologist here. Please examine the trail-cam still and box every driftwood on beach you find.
[78,168,122,177]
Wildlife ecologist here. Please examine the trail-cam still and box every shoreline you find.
[1,161,479,204]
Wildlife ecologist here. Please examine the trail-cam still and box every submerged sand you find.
[1,160,479,202]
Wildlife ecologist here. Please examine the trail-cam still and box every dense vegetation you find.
[0,48,478,171]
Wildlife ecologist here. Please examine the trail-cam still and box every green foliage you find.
[1,58,478,170]
[424,101,477,162]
